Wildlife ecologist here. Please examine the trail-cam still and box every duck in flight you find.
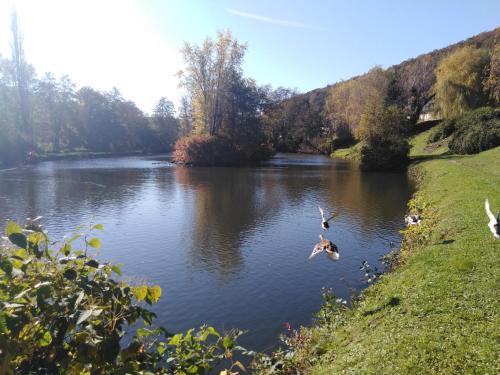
[309,234,340,260]
[319,206,338,230]
[485,198,499,239]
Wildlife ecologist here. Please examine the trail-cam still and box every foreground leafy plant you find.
[0,220,247,374]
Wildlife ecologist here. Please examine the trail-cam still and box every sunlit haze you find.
[0,0,498,113]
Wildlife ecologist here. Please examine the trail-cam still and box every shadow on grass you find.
[442,239,455,245]
[410,153,467,165]
[362,297,400,317]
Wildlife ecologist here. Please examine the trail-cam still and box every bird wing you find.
[308,244,323,260]
[326,212,339,222]
[485,198,495,223]
[318,206,325,221]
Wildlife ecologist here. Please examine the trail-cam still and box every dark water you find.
[0,154,411,351]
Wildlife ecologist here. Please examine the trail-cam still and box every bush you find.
[0,220,248,373]
[359,105,410,171]
[361,134,410,171]
[427,118,456,143]
[448,107,500,154]
[173,134,273,166]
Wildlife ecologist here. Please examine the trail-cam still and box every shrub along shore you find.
[257,144,500,373]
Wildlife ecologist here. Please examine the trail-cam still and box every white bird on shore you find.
[484,198,499,239]
[404,214,421,226]
[309,234,340,260]
[319,206,338,230]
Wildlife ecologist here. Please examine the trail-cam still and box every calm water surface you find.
[0,154,411,351]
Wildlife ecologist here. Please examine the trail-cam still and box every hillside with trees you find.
[264,27,499,169]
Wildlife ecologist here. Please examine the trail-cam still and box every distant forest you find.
[267,27,499,154]
[1,9,498,167]
[0,12,179,167]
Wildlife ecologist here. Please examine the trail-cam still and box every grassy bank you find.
[282,146,500,374]
[330,143,363,161]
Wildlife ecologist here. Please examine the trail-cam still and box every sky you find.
[0,0,498,114]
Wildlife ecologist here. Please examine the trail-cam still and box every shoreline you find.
[274,146,500,374]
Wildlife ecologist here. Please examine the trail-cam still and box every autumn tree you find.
[397,54,436,123]
[434,45,490,118]
[324,66,389,142]
[484,43,500,104]
[178,30,246,136]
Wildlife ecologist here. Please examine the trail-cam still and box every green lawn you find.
[306,146,500,374]
[410,127,449,159]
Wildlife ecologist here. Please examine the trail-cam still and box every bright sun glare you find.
[0,0,182,114]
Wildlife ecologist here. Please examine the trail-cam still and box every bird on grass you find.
[319,206,338,230]
[485,198,499,239]
[404,214,421,226]
[309,234,340,260]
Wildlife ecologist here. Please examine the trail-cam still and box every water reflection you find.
[0,154,412,351]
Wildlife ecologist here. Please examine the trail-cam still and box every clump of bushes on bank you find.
[360,105,410,171]
[173,134,273,166]
[427,107,500,154]
[0,220,248,374]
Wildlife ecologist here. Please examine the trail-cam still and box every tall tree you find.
[484,43,500,104]
[10,10,33,142]
[178,30,246,136]
[434,46,490,118]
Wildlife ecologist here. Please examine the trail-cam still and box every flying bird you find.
[485,198,499,239]
[309,234,340,260]
[319,206,338,230]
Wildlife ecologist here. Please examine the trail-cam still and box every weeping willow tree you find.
[434,45,490,118]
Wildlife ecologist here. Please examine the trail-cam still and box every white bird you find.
[485,198,499,239]
[309,234,340,260]
[319,206,338,230]
[404,214,421,226]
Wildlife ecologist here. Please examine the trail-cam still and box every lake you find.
[0,153,412,352]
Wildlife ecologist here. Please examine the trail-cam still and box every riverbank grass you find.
[307,147,500,374]
[330,143,363,161]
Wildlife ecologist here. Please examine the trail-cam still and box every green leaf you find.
[92,223,104,230]
[6,221,22,236]
[137,328,154,337]
[36,285,52,310]
[111,265,122,275]
[77,309,93,325]
[147,286,162,303]
[63,268,77,280]
[12,248,28,260]
[39,330,52,347]
[168,333,182,346]
[157,342,166,356]
[0,259,13,276]
[8,233,27,249]
[206,326,220,337]
[87,238,101,249]
[0,312,7,334]
[60,242,71,256]
[132,286,148,301]
[223,336,234,350]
